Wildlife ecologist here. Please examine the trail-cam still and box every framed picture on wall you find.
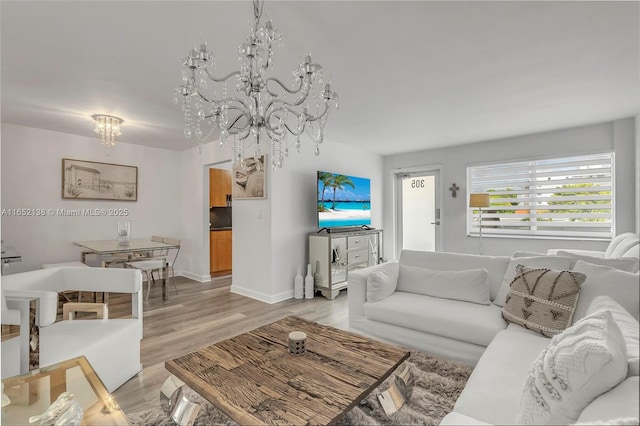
[232,155,266,200]
[62,158,138,201]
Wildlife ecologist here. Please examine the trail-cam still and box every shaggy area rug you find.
[127,351,473,426]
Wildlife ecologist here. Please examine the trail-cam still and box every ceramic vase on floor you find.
[294,265,304,299]
[313,260,322,288]
[304,263,314,299]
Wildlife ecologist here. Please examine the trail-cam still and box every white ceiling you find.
[1,1,638,156]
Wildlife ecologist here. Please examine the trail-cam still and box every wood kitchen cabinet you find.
[209,169,232,207]
[210,230,232,273]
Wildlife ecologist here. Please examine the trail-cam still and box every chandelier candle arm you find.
[174,0,338,169]
[203,70,241,84]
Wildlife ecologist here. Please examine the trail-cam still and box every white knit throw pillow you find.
[517,309,628,425]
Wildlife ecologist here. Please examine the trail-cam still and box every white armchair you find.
[1,267,143,392]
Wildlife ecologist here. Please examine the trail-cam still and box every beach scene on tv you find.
[317,171,371,228]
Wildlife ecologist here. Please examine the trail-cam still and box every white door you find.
[396,170,441,254]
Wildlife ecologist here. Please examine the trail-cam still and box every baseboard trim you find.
[230,285,293,304]
[177,270,210,283]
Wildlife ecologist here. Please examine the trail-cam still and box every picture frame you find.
[62,158,138,201]
[232,155,266,200]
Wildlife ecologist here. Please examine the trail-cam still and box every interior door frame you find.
[392,165,443,259]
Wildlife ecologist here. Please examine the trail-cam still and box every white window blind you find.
[467,152,614,239]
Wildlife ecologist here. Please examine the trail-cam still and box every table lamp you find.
[469,193,490,254]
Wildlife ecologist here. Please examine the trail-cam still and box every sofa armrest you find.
[1,289,21,325]
[348,261,398,328]
[3,289,58,327]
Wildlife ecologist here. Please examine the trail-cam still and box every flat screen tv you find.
[317,171,371,229]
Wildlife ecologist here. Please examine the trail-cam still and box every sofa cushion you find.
[572,261,640,323]
[397,264,490,305]
[452,328,550,425]
[502,265,585,337]
[363,292,506,347]
[556,250,639,273]
[512,251,547,258]
[398,250,510,301]
[574,376,639,424]
[547,248,605,258]
[517,310,628,425]
[494,255,575,307]
[366,261,399,302]
[587,296,639,377]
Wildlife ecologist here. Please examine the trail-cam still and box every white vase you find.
[294,265,304,299]
[304,263,314,299]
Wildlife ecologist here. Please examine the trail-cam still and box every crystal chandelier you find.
[91,114,123,146]
[174,1,339,170]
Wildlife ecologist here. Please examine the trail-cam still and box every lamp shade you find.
[469,193,490,208]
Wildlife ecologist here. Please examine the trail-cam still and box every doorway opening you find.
[395,168,442,257]
[207,161,233,277]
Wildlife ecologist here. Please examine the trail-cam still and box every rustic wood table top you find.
[165,315,410,425]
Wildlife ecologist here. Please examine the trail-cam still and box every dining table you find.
[73,238,180,301]
[1,245,22,275]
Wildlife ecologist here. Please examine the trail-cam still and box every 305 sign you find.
[410,179,425,188]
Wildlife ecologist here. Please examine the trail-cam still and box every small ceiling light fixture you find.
[174,0,339,169]
[92,114,123,146]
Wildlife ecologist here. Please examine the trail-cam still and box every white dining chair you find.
[124,237,180,300]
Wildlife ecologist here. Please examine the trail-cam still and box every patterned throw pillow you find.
[517,309,628,425]
[502,265,585,336]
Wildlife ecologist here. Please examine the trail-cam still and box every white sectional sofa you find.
[1,267,143,392]
[348,248,639,425]
[349,250,512,365]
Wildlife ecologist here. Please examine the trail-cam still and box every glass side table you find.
[1,356,129,425]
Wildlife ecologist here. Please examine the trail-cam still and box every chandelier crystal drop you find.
[91,114,123,146]
[174,1,339,170]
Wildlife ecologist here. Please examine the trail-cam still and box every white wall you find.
[0,121,382,306]
[636,114,640,234]
[176,137,383,304]
[5,117,634,297]
[383,118,637,259]
[0,124,182,273]
[265,141,384,303]
[177,142,232,282]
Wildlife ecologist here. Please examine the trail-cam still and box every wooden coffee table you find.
[165,316,410,425]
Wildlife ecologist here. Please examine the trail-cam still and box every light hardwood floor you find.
[110,275,349,415]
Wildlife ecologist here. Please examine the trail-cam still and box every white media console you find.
[308,228,382,300]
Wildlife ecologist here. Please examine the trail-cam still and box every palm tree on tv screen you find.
[318,171,333,211]
[330,174,355,210]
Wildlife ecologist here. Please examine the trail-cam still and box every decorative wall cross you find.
[449,183,460,198]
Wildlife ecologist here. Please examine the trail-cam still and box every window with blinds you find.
[467,152,614,239]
